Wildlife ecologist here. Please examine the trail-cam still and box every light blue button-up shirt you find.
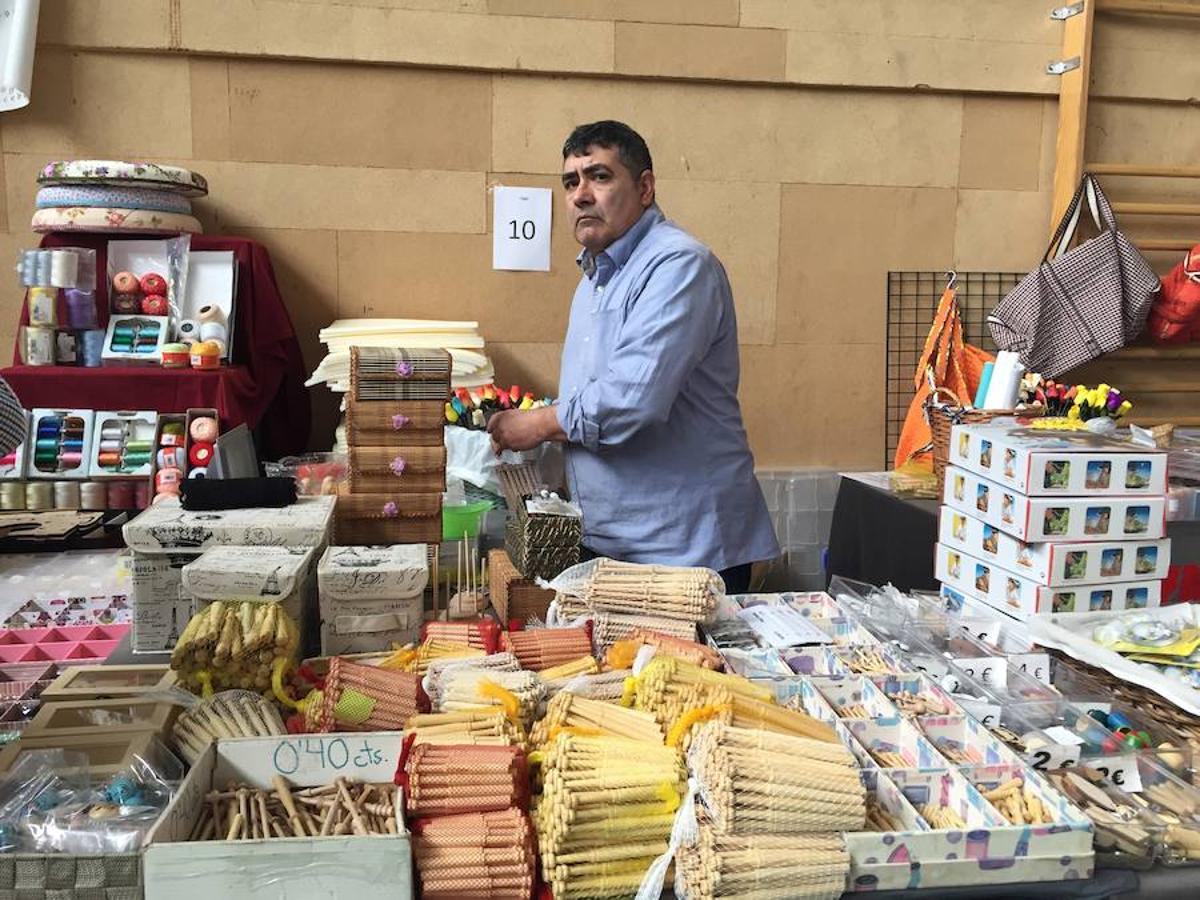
[555,204,779,571]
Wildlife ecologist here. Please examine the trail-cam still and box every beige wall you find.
[2,1,1197,466]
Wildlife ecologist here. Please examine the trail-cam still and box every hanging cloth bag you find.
[987,174,1159,377]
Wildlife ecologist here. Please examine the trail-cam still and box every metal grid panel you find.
[885,271,1024,467]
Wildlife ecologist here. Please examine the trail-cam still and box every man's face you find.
[561,144,654,255]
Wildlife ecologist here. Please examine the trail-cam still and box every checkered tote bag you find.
[987,174,1159,378]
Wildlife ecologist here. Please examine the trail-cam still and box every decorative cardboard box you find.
[143,732,412,900]
[27,408,96,480]
[88,409,158,478]
[182,545,317,638]
[124,496,336,553]
[130,552,195,653]
[943,466,1167,542]
[317,545,428,654]
[937,542,1162,618]
[939,506,1171,586]
[949,421,1168,496]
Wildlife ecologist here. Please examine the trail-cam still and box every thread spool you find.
[133,480,151,509]
[0,482,26,511]
[22,327,55,366]
[79,330,104,367]
[27,287,57,327]
[64,289,98,330]
[80,481,107,510]
[197,304,226,325]
[53,480,80,509]
[25,482,53,511]
[107,481,135,509]
[49,250,79,288]
[35,250,52,286]
[198,321,227,345]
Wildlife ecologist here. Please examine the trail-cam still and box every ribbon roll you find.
[198,321,227,344]
[49,250,79,288]
[197,304,226,325]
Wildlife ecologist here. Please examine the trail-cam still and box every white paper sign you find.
[493,186,552,271]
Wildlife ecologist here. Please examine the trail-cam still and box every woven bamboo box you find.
[348,444,447,494]
[345,399,445,447]
[334,492,443,545]
[488,549,555,624]
[349,347,451,402]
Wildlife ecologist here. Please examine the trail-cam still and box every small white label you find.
[1091,755,1144,793]
[493,186,553,271]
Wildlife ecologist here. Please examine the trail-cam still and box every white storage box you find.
[124,496,336,553]
[949,421,1168,496]
[939,506,1171,586]
[317,545,428,655]
[944,466,1166,542]
[182,546,316,628]
[937,543,1161,618]
[144,732,412,900]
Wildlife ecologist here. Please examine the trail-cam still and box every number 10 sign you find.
[493,186,553,272]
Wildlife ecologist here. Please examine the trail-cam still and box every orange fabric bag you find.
[893,286,993,469]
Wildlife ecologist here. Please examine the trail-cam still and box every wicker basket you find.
[488,549,555,623]
[346,399,445,446]
[334,491,443,544]
[348,444,447,493]
[349,347,450,402]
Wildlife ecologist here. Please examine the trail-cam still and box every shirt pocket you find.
[587,307,624,382]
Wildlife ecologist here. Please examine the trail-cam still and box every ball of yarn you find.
[189,416,218,442]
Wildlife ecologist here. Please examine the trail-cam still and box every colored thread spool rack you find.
[90,412,157,478]
[0,625,129,666]
[29,409,94,479]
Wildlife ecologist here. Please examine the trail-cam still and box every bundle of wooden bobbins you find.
[191,776,397,841]
[313,657,427,732]
[530,692,664,748]
[500,627,593,671]
[582,559,720,621]
[436,667,545,726]
[403,744,529,817]
[411,806,537,900]
[674,827,851,900]
[686,722,866,835]
[535,733,686,900]
[406,709,526,749]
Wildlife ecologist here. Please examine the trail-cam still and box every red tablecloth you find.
[4,234,310,459]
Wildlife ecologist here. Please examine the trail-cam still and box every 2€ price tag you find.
[493,186,553,272]
[1091,755,1144,793]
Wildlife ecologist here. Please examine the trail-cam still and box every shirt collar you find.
[576,204,664,280]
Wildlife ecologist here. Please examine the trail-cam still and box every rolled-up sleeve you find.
[556,249,725,452]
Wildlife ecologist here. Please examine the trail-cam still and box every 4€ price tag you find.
[493,186,553,272]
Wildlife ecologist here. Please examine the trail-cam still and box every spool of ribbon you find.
[198,320,227,345]
[79,330,104,367]
[49,250,79,288]
[80,482,107,510]
[176,319,200,344]
[0,482,26,510]
[25,482,53,510]
[53,480,80,509]
[197,304,226,325]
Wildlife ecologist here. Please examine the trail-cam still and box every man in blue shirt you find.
[487,120,778,592]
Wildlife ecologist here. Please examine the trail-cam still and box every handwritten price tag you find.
[271,736,387,777]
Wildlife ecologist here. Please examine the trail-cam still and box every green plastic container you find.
[442,500,493,541]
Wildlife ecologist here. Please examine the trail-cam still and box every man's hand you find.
[487,406,566,454]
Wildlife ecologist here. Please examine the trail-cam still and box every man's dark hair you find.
[562,121,653,179]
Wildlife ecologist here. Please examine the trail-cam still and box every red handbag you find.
[1147,244,1200,343]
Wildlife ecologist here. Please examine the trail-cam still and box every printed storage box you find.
[939,507,1170,586]
[950,421,1167,496]
[318,545,428,654]
[943,466,1166,542]
[937,543,1162,618]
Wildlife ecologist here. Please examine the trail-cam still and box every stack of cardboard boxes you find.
[936,421,1169,619]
